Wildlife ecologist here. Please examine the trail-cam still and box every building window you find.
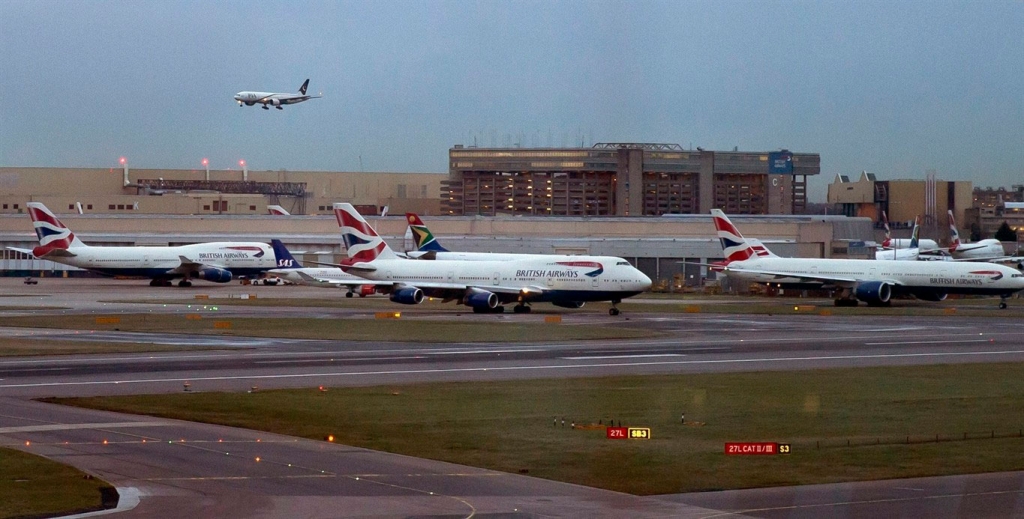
[69,204,75,210]
[109,205,115,210]
[126,204,133,210]
[87,204,93,210]
[249,205,256,211]
[2,204,7,209]
[13,204,18,209]
[203,205,210,211]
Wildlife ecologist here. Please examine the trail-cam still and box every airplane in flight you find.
[710,209,1024,308]
[267,205,290,216]
[234,79,321,110]
[11,203,276,286]
[266,239,384,297]
[335,204,651,315]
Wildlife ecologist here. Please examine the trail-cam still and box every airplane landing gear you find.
[178,280,192,288]
[834,298,858,307]
[609,299,621,316]
[513,304,531,314]
[262,106,269,110]
[345,291,354,298]
[275,106,283,110]
[999,295,1008,310]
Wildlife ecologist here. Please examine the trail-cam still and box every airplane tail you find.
[746,238,780,259]
[910,216,921,249]
[881,210,892,247]
[710,209,760,262]
[27,202,86,256]
[405,213,448,252]
[270,239,302,269]
[948,210,961,253]
[334,203,397,262]
[267,205,290,216]
[298,79,309,95]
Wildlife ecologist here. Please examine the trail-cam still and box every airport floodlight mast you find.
[239,159,248,182]
[202,158,210,181]
[119,156,129,186]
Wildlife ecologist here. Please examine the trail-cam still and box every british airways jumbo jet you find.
[234,79,321,110]
[710,209,1024,309]
[10,203,276,286]
[335,204,651,315]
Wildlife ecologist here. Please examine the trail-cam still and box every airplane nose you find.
[638,272,652,289]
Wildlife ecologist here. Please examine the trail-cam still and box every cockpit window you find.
[616,261,630,266]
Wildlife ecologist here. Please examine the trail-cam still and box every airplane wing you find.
[294,271,390,288]
[9,246,76,258]
[170,255,229,275]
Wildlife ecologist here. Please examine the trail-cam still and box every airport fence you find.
[808,429,1024,450]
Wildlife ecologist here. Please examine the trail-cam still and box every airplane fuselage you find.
[726,257,1024,296]
[350,256,651,304]
[42,242,275,279]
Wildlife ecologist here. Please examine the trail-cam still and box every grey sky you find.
[1,0,1021,202]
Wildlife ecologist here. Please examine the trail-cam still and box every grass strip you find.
[48,363,1024,495]
[0,314,660,343]
[0,447,115,519]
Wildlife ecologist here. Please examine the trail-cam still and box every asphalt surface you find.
[1,278,1023,518]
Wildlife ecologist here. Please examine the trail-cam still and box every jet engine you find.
[196,267,233,283]
[269,98,281,107]
[390,287,424,305]
[464,290,498,310]
[552,301,586,309]
[854,281,892,306]
[358,284,376,297]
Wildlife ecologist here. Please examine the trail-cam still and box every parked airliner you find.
[945,210,1009,261]
[711,209,1024,308]
[336,204,651,315]
[875,216,921,261]
[880,211,939,251]
[267,239,385,297]
[11,203,276,286]
[234,79,321,110]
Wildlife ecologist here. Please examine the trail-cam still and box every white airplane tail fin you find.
[948,210,961,253]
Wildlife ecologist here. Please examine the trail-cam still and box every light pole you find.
[202,158,210,181]
[239,159,248,182]
[119,157,129,186]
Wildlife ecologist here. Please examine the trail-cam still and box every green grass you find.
[0,447,115,519]
[49,363,1024,495]
[0,314,660,343]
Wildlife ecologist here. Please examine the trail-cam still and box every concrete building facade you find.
[442,144,819,217]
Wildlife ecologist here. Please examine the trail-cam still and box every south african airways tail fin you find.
[405,213,448,252]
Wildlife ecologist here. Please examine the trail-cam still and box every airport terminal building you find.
[0,144,872,289]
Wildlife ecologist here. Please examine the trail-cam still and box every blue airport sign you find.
[768,151,793,174]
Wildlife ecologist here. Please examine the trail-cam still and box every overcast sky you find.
[1,0,1021,202]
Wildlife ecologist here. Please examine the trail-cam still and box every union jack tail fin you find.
[947,210,960,253]
[27,202,86,257]
[711,209,761,262]
[405,213,448,252]
[334,203,396,262]
[270,239,302,269]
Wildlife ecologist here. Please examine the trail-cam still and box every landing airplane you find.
[234,79,321,110]
[336,204,651,315]
[710,209,1024,308]
[266,239,383,297]
[11,203,276,286]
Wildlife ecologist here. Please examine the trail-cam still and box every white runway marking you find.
[2,349,1024,389]
[0,421,169,434]
[563,354,685,360]
[866,339,992,346]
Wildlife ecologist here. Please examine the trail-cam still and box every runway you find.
[1,279,1023,517]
